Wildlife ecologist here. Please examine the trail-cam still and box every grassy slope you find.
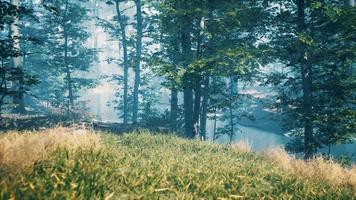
[0,129,355,199]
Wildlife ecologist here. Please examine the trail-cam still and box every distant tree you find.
[152,0,269,139]
[41,0,97,116]
[132,0,143,124]
[101,0,131,124]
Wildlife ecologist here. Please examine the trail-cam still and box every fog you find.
[78,1,355,161]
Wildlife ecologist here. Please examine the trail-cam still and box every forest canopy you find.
[0,0,355,159]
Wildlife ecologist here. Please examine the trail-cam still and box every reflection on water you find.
[212,125,289,150]
[212,124,356,161]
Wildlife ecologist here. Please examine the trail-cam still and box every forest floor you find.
[0,127,355,199]
[0,114,170,134]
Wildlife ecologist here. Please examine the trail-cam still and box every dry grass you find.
[0,126,102,171]
[232,139,356,193]
[264,147,356,192]
[231,139,252,153]
[1,130,355,199]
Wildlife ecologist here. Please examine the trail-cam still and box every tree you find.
[41,0,97,116]
[0,1,37,118]
[132,0,143,124]
[101,0,131,124]
[267,0,356,158]
[10,0,26,114]
[152,0,268,139]
[311,1,356,157]
[297,0,315,159]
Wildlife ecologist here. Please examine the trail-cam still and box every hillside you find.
[0,127,355,199]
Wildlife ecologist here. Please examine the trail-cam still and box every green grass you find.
[1,130,355,199]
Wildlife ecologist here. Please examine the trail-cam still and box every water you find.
[211,124,289,150]
[212,124,356,161]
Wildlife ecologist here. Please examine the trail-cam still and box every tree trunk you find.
[200,75,210,141]
[92,0,101,118]
[168,39,179,132]
[183,83,194,138]
[132,0,143,124]
[10,0,25,114]
[116,0,129,125]
[213,111,217,141]
[63,0,74,116]
[228,76,238,144]
[180,7,194,138]
[193,77,202,137]
[297,0,314,159]
[0,61,6,120]
[328,143,332,160]
[192,15,205,138]
[170,87,178,132]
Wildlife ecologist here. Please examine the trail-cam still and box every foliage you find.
[266,1,356,154]
[38,0,97,113]
[0,1,38,117]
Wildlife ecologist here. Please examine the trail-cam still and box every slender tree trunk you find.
[193,77,201,137]
[213,111,217,141]
[0,61,6,120]
[181,9,194,138]
[92,0,101,118]
[192,15,205,138]
[228,76,237,144]
[0,94,5,121]
[328,143,332,160]
[132,0,143,124]
[200,75,210,141]
[183,76,194,139]
[10,0,25,114]
[170,87,178,131]
[63,0,74,116]
[116,0,129,125]
[297,0,314,159]
[168,40,179,132]
[20,0,34,111]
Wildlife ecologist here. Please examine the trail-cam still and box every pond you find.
[210,123,356,161]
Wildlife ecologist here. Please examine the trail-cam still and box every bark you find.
[116,0,129,125]
[10,0,25,114]
[297,0,314,159]
[328,143,332,160]
[193,76,202,137]
[63,0,74,116]
[0,61,6,120]
[192,15,205,138]
[200,75,210,141]
[132,0,143,124]
[170,87,178,132]
[92,0,101,117]
[213,111,217,141]
[168,38,180,132]
[180,6,194,138]
[228,76,238,144]
[183,77,194,139]
[302,61,314,159]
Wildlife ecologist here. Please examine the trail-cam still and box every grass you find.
[0,127,355,199]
